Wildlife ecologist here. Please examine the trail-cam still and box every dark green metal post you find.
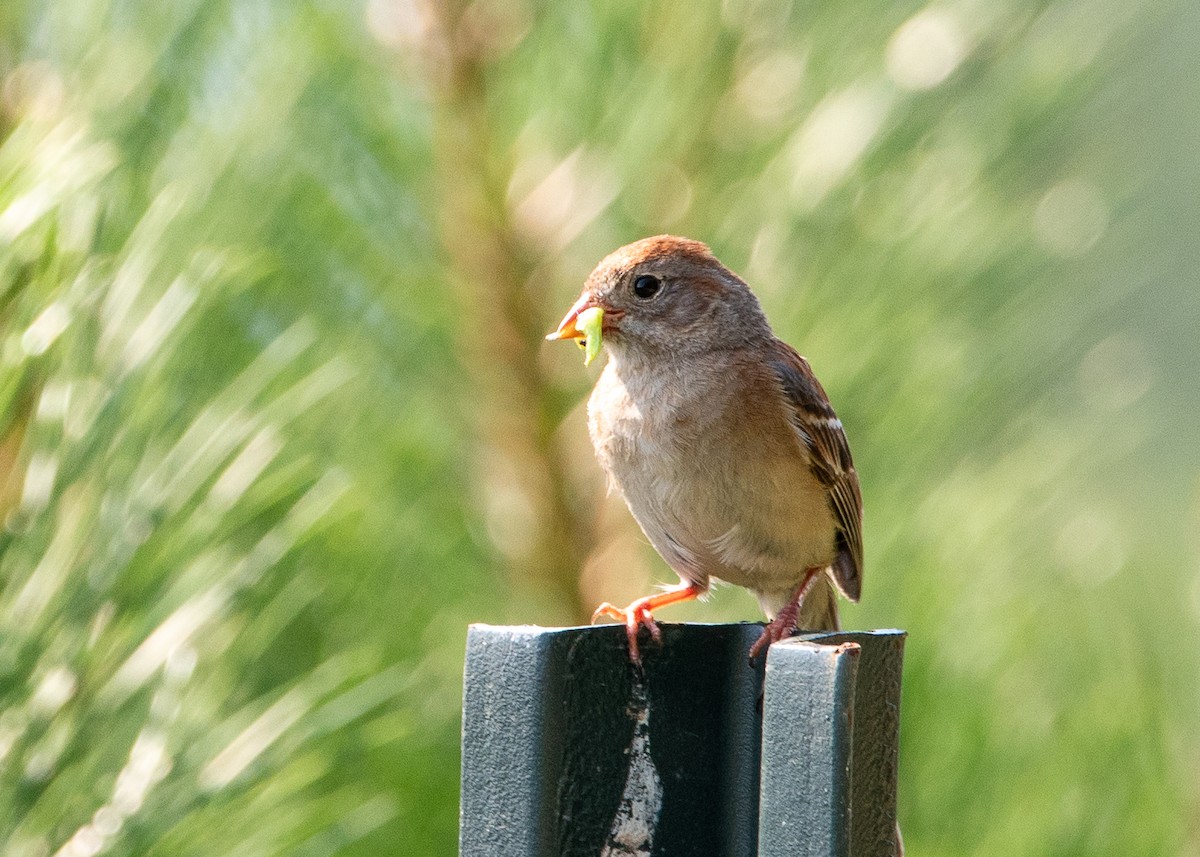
[459,624,904,857]
[758,631,905,856]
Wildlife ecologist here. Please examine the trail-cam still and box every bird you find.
[546,235,863,664]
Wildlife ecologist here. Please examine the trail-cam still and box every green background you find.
[1,0,1197,854]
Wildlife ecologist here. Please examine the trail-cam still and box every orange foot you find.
[591,582,703,664]
[749,566,824,661]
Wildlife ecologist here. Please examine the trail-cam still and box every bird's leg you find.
[749,566,824,660]
[591,582,704,664]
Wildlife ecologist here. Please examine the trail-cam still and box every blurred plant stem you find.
[420,0,593,622]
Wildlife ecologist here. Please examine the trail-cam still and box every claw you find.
[748,566,824,663]
[749,617,794,660]
[592,600,660,664]
[590,582,704,664]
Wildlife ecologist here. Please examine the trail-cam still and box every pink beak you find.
[545,293,597,342]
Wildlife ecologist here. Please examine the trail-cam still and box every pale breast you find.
[587,355,837,594]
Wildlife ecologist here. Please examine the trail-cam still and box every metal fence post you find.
[758,631,905,857]
[459,624,904,857]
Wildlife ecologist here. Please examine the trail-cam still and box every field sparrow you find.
[548,236,863,663]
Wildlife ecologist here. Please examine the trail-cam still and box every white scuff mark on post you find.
[601,679,662,857]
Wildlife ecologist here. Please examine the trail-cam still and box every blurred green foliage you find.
[1,0,1197,855]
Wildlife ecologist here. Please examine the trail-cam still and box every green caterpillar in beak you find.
[575,307,603,366]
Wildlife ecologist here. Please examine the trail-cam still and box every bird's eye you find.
[632,275,662,300]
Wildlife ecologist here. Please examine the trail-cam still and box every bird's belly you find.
[590,387,835,591]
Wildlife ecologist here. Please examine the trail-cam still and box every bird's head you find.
[546,235,770,365]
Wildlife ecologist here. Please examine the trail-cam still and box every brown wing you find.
[767,341,863,601]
